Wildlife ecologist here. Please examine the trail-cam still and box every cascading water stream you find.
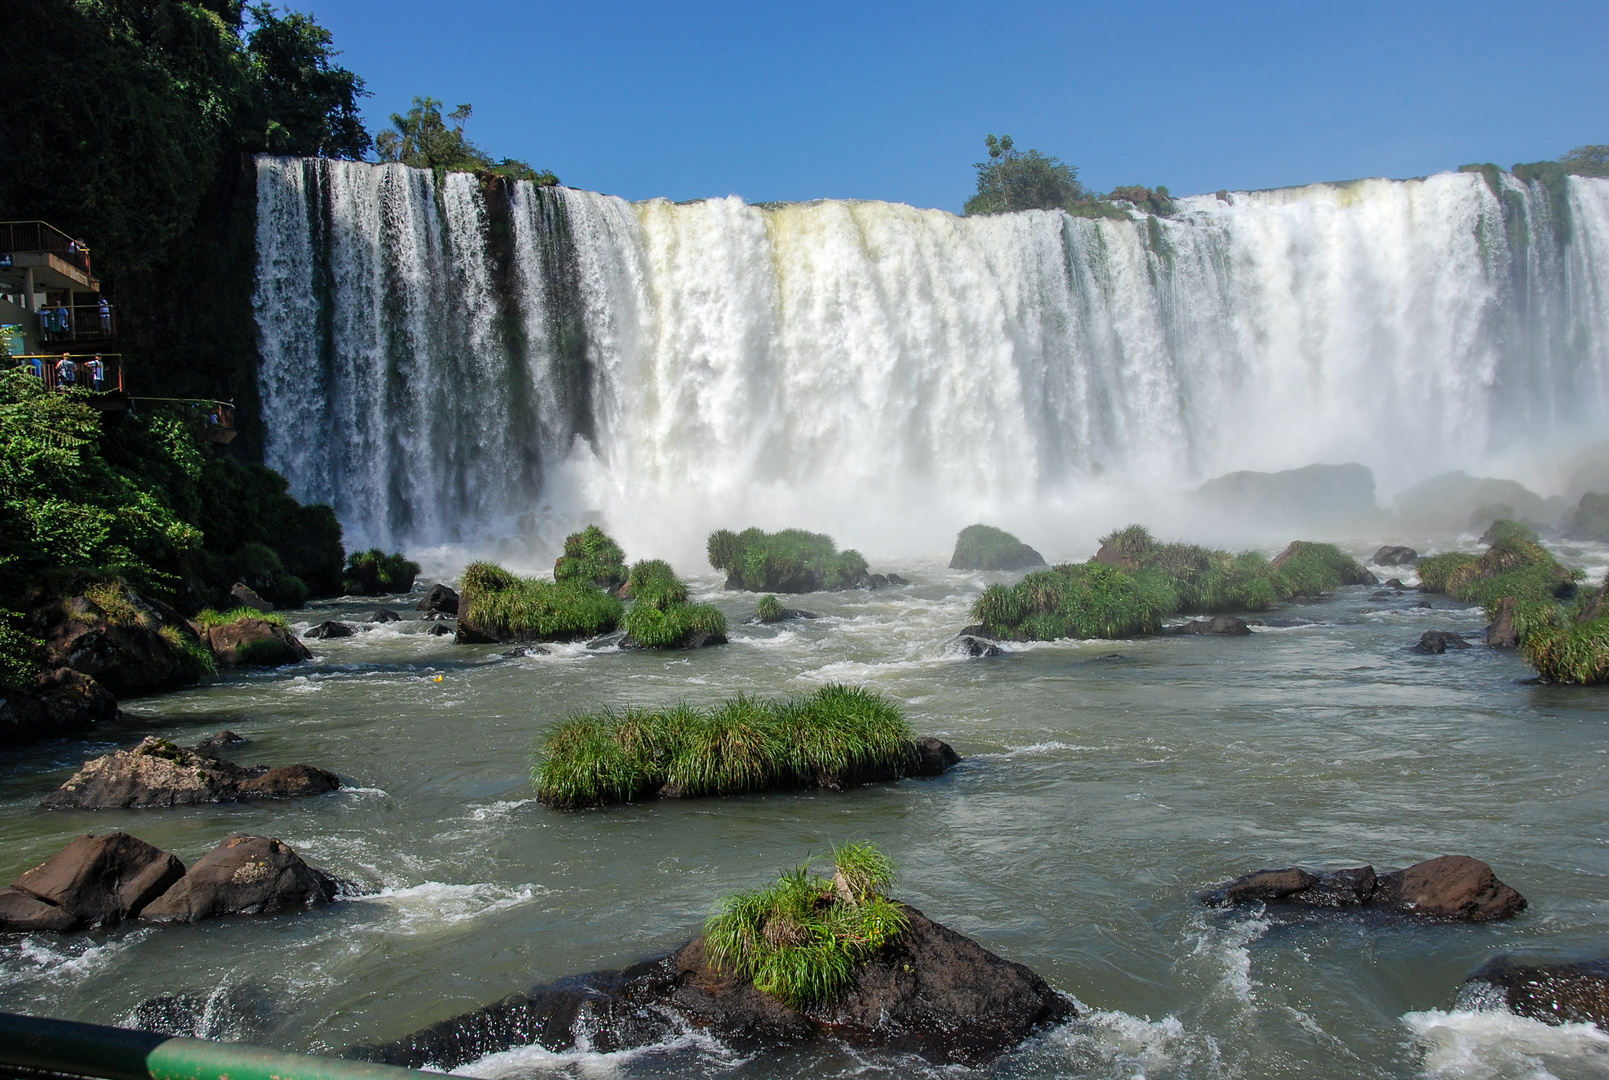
[253,159,1609,561]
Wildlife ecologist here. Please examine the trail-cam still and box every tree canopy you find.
[964,134,1087,215]
[1562,144,1609,178]
[376,98,558,184]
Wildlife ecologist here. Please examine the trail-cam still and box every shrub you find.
[1420,526,1577,618]
[1417,552,1478,594]
[756,595,785,622]
[1269,542,1374,598]
[342,549,420,596]
[703,841,908,1008]
[212,541,307,608]
[626,559,688,608]
[623,600,728,648]
[1523,616,1609,685]
[193,606,289,629]
[0,609,40,691]
[531,686,918,808]
[459,561,624,642]
[708,527,866,592]
[553,525,627,591]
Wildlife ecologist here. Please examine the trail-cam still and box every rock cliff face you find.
[354,905,1071,1070]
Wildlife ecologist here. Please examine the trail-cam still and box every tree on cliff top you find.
[964,134,1087,215]
[242,2,372,158]
[1562,145,1609,178]
[375,98,558,183]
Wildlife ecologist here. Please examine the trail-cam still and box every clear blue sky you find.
[297,0,1608,211]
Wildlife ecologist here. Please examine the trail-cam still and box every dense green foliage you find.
[1561,145,1609,178]
[973,526,1371,641]
[342,549,421,596]
[375,97,558,185]
[965,134,1087,215]
[756,595,786,623]
[460,561,623,642]
[703,841,909,1009]
[707,527,868,592]
[531,686,917,808]
[1523,603,1609,685]
[949,524,1045,571]
[553,525,628,591]
[620,559,726,648]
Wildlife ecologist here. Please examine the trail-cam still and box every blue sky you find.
[297,0,1608,211]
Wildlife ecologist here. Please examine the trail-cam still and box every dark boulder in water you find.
[885,573,911,586]
[352,905,1071,1069]
[1487,596,1519,648]
[0,832,185,931]
[418,583,460,617]
[953,635,1003,657]
[1373,545,1419,566]
[1461,956,1609,1028]
[1412,630,1471,654]
[428,623,454,637]
[1175,615,1252,636]
[193,730,248,755]
[911,736,961,776]
[503,644,551,658]
[196,618,311,668]
[140,835,337,923]
[370,609,403,623]
[41,735,340,809]
[1204,855,1525,921]
[0,666,120,747]
[306,620,355,639]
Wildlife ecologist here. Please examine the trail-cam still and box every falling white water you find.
[253,158,1609,563]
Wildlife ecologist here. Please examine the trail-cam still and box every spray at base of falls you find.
[253,158,1609,565]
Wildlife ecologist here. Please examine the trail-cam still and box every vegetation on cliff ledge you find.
[704,841,908,1008]
[531,686,917,808]
[707,528,868,592]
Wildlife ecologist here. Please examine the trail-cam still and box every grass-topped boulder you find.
[949,524,1046,571]
[355,841,1070,1069]
[531,685,958,808]
[621,560,728,649]
[191,607,311,668]
[342,549,421,596]
[971,525,1374,641]
[707,527,869,592]
[554,525,627,591]
[455,561,623,644]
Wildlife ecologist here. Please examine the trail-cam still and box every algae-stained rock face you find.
[1204,855,1525,921]
[0,832,185,931]
[27,586,205,697]
[1462,956,1609,1029]
[198,618,312,667]
[949,524,1047,571]
[140,835,337,922]
[41,735,340,809]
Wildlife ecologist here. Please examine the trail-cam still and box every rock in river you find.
[1373,545,1419,566]
[353,905,1071,1069]
[1204,855,1526,921]
[41,736,340,809]
[196,618,312,668]
[1176,615,1252,636]
[1412,630,1471,654]
[1461,956,1609,1028]
[418,583,460,618]
[0,832,185,931]
[139,835,338,923]
[306,620,355,639]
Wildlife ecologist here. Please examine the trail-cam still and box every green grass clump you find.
[1268,541,1375,598]
[553,525,627,591]
[620,559,727,648]
[703,841,909,1008]
[972,560,1177,640]
[626,559,688,607]
[531,685,917,808]
[756,595,785,622]
[1522,615,1609,684]
[459,561,623,642]
[159,624,216,680]
[707,527,868,592]
[1416,552,1478,594]
[949,524,1045,571]
[193,606,290,628]
[342,549,421,596]
[1420,525,1578,617]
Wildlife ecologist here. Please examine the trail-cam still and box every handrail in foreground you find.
[0,1011,458,1080]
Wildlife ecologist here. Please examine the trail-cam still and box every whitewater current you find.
[253,160,1609,561]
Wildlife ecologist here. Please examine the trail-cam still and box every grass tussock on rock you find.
[972,526,1373,641]
[457,561,623,644]
[342,549,421,596]
[532,686,951,808]
[554,525,627,591]
[949,525,1046,571]
[621,559,727,649]
[707,528,868,592]
[704,842,908,1008]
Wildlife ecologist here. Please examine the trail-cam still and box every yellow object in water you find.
[430,674,444,682]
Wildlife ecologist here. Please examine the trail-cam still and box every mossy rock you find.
[949,525,1046,571]
[457,561,623,644]
[706,527,867,592]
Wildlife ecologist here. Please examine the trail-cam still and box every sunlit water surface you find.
[3,553,1607,1080]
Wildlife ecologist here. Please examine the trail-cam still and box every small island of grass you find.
[949,524,1046,571]
[531,685,956,808]
[707,527,868,592]
[621,559,728,648]
[456,561,623,644]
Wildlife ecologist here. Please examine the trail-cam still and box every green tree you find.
[376,97,492,171]
[1561,144,1609,178]
[241,3,372,158]
[964,134,1086,215]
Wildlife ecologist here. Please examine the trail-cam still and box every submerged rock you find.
[1204,855,1526,921]
[1373,545,1419,566]
[953,635,1003,657]
[1412,630,1471,654]
[1175,615,1252,636]
[0,832,185,931]
[140,835,337,923]
[503,644,551,658]
[418,583,461,618]
[353,905,1071,1069]
[745,608,819,624]
[193,730,248,755]
[41,735,339,809]
[1461,956,1609,1028]
[306,620,355,639]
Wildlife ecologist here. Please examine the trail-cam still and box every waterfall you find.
[253,158,1609,560]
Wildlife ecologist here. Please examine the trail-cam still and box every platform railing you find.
[0,1011,456,1080]
[0,221,92,275]
[34,303,116,342]
[11,353,124,393]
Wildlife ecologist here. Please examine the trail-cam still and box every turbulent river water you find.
[3,543,1608,1080]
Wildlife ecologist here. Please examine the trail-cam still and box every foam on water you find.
[1404,1008,1609,1080]
[351,882,546,933]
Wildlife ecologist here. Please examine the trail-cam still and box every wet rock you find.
[0,667,119,747]
[429,623,454,637]
[1381,578,1411,590]
[1414,601,1433,609]
[131,988,274,1040]
[1094,653,1124,661]
[140,835,337,923]
[41,735,339,809]
[229,583,274,613]
[1462,956,1609,1028]
[1374,545,1419,566]
[27,588,203,698]
[745,608,819,624]
[1487,596,1519,648]
[503,644,551,658]
[306,620,355,639]
[370,609,403,623]
[355,905,1070,1069]
[418,583,460,618]
[0,832,185,930]
[1204,855,1525,920]
[1176,615,1252,636]
[197,619,312,668]
[193,731,248,755]
[885,574,911,586]
[1412,630,1471,654]
[954,635,1003,657]
[910,736,961,776]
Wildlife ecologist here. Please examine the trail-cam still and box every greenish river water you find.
[3,549,1608,1080]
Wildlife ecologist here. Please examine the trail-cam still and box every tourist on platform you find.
[98,297,110,332]
[28,355,44,379]
[54,303,71,336]
[88,355,105,390]
[56,353,75,388]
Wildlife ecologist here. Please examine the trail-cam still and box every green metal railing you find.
[0,1012,455,1080]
